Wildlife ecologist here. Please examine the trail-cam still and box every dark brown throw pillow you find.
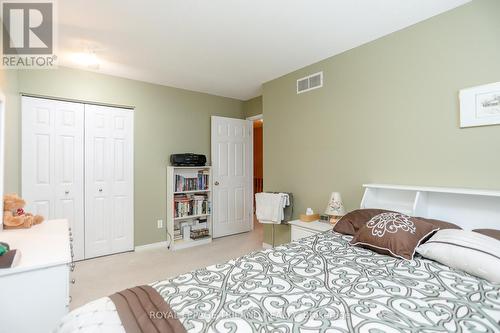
[473,229,500,241]
[334,209,393,235]
[417,217,462,230]
[350,212,439,260]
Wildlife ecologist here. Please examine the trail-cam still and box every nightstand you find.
[289,219,333,241]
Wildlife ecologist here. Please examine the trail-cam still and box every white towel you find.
[258,219,277,225]
[255,193,289,224]
[280,193,290,207]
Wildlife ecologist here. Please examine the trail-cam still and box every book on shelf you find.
[192,218,208,230]
[175,170,210,192]
[173,193,210,218]
[173,227,182,240]
[190,228,209,240]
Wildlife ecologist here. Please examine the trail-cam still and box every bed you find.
[56,185,500,332]
[56,230,500,332]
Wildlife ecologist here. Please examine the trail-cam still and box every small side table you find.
[289,219,333,241]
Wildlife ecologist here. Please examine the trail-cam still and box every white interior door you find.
[211,116,252,238]
[85,104,134,258]
[53,100,85,260]
[22,97,85,260]
[22,97,56,219]
[108,106,134,253]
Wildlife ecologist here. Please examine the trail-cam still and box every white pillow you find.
[416,229,500,283]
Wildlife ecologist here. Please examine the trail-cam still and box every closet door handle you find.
[98,188,103,192]
[65,190,69,195]
[214,181,219,186]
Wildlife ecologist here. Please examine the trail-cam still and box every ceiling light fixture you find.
[72,50,100,69]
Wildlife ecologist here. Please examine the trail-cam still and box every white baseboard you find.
[135,241,168,251]
[262,242,272,249]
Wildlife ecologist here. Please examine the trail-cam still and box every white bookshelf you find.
[361,184,500,230]
[167,166,212,250]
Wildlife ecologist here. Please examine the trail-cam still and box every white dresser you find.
[289,219,333,241]
[0,219,73,333]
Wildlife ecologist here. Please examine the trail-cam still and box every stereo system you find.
[170,153,207,167]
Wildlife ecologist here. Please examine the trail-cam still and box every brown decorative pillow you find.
[417,217,462,230]
[473,229,500,241]
[334,209,393,235]
[350,212,439,260]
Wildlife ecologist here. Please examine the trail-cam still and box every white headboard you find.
[360,184,500,230]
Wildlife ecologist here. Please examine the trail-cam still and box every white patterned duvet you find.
[56,231,500,332]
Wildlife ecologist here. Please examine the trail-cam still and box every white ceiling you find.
[58,0,471,100]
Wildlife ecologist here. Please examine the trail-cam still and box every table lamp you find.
[325,192,345,224]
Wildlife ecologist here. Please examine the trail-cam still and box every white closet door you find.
[53,101,85,260]
[22,97,85,260]
[108,107,134,253]
[22,97,55,219]
[85,104,134,258]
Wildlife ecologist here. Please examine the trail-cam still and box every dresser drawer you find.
[291,226,317,241]
[0,264,69,332]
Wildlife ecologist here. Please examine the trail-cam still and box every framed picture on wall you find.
[459,81,500,128]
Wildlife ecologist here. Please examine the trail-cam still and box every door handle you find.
[98,188,103,192]
[214,181,219,186]
[65,190,69,195]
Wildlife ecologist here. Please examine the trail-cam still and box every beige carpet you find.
[70,220,263,309]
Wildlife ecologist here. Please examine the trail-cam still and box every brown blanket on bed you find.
[109,285,186,333]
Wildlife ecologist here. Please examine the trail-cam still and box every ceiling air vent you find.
[297,71,323,94]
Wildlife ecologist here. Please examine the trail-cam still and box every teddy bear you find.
[3,194,44,229]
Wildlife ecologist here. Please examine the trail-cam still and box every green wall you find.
[0,69,20,196]
[3,67,243,246]
[243,96,263,118]
[262,0,500,245]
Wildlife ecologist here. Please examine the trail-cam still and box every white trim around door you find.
[246,114,263,121]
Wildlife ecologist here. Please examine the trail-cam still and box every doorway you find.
[250,115,263,199]
[247,114,263,232]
